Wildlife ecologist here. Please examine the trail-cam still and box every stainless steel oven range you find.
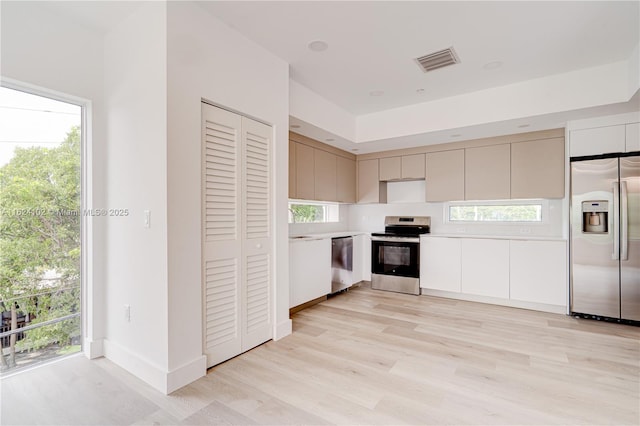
[370,216,430,295]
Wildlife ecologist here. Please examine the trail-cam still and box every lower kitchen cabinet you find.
[461,239,510,299]
[289,238,331,308]
[352,234,367,284]
[420,236,461,292]
[510,240,567,306]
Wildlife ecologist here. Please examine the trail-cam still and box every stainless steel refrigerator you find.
[570,154,640,322]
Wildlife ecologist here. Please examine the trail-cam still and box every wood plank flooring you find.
[2,283,639,425]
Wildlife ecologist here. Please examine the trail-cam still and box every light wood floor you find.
[2,284,639,425]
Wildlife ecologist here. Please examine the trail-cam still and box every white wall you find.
[0,1,107,358]
[166,1,291,390]
[102,2,169,392]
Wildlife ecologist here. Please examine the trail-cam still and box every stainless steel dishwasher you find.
[331,236,353,293]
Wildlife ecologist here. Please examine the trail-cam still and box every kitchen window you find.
[447,201,545,222]
[288,201,339,224]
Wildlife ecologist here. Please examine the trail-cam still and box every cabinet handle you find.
[256,243,262,249]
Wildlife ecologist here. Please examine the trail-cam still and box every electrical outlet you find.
[456,227,466,233]
[519,228,532,234]
[124,304,131,322]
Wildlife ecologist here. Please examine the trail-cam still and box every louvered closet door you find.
[202,104,242,367]
[241,117,273,350]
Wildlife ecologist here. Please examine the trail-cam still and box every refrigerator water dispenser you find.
[581,201,608,233]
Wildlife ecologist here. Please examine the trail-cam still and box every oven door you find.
[371,239,420,278]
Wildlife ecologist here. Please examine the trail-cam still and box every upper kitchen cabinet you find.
[294,142,315,200]
[358,159,385,203]
[289,140,296,198]
[465,144,511,200]
[336,156,356,203]
[626,123,640,152]
[379,156,401,181]
[425,149,464,202]
[401,154,426,179]
[314,149,337,201]
[569,125,626,157]
[379,154,425,181]
[289,132,356,203]
[511,137,565,199]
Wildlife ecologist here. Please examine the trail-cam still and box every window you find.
[448,202,544,222]
[0,86,82,375]
[288,201,339,224]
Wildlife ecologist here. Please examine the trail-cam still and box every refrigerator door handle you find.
[620,180,628,261]
[612,182,620,260]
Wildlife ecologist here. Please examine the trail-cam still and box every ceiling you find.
[201,1,639,115]
[29,1,640,153]
[200,1,640,152]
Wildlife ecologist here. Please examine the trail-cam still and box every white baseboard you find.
[420,289,567,315]
[274,319,292,340]
[83,338,104,359]
[166,355,206,394]
[103,339,207,395]
[102,339,168,394]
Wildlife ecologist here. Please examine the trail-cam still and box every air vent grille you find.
[415,47,460,72]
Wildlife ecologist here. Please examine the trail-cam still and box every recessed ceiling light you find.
[483,61,503,70]
[416,88,425,94]
[290,124,301,129]
[308,40,328,52]
[450,134,462,138]
[369,90,384,97]
[517,124,530,128]
[325,138,335,142]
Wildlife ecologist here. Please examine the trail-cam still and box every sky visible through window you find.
[0,87,81,166]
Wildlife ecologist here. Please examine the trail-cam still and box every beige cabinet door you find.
[379,156,401,181]
[295,143,314,200]
[426,150,464,201]
[288,140,296,198]
[314,149,337,201]
[336,156,356,203]
[511,137,564,199]
[401,154,426,179]
[465,144,510,200]
[358,159,381,203]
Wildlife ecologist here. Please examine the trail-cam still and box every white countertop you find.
[289,231,368,242]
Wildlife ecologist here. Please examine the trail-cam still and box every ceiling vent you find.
[415,47,460,73]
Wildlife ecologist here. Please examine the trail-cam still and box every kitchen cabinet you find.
[401,154,426,179]
[461,238,509,298]
[336,156,356,203]
[289,238,331,308]
[626,123,640,152]
[314,149,337,201]
[425,149,464,202]
[420,236,461,292]
[358,159,384,203]
[570,125,626,157]
[511,137,565,199]
[379,154,425,181]
[510,240,567,306]
[379,156,401,181]
[465,144,511,200]
[295,142,315,200]
[289,140,296,198]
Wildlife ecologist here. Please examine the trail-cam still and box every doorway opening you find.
[0,85,83,375]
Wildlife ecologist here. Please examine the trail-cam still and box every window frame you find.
[288,200,340,224]
[444,199,549,225]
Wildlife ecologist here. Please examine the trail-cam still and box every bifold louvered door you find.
[202,103,272,368]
